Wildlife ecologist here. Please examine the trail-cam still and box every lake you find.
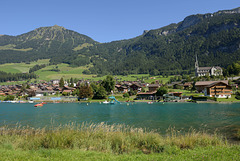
[0,102,240,138]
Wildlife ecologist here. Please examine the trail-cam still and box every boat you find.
[41,102,47,104]
[103,100,109,104]
[28,101,34,103]
[34,103,43,107]
[147,102,153,104]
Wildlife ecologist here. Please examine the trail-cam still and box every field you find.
[0,59,49,73]
[0,60,172,83]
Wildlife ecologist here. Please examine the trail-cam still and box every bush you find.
[123,93,129,98]
[235,91,240,100]
[4,95,15,101]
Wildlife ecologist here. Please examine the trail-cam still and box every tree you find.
[59,77,64,88]
[70,77,74,87]
[235,91,240,100]
[4,95,14,101]
[101,75,115,94]
[21,84,26,93]
[26,84,30,89]
[90,83,98,94]
[78,84,93,99]
[156,86,168,96]
[94,86,107,99]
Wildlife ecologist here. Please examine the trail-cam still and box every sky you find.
[0,0,240,43]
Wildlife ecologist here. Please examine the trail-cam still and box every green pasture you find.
[0,59,49,73]
[0,59,172,83]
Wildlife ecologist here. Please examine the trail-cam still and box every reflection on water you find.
[0,102,240,137]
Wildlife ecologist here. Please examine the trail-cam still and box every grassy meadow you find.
[0,60,172,83]
[0,123,239,160]
[0,59,49,73]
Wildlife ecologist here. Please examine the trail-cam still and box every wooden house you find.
[148,84,160,92]
[195,80,228,93]
[130,83,142,92]
[204,81,232,98]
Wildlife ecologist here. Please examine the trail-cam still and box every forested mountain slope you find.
[77,7,240,75]
[1,8,240,75]
[0,25,97,65]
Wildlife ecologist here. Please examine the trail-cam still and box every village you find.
[1,55,240,103]
[0,75,239,103]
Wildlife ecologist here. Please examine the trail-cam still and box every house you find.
[195,55,223,77]
[167,81,182,88]
[183,82,192,90]
[62,86,75,92]
[51,79,60,85]
[168,92,183,97]
[204,81,232,98]
[195,80,228,93]
[130,83,142,92]
[148,84,160,92]
[115,85,128,93]
[35,90,55,97]
[137,91,157,100]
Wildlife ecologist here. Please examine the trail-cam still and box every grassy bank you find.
[0,123,239,160]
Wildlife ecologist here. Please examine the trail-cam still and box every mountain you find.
[0,25,97,65]
[76,7,240,75]
[1,7,240,76]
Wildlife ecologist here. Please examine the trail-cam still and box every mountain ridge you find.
[0,7,240,75]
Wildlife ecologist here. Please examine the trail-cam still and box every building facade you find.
[204,81,232,98]
[195,80,232,98]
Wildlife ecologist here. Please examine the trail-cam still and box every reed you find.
[0,122,229,154]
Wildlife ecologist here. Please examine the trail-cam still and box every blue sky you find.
[1,0,239,42]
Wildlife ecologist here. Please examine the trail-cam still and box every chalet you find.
[204,81,232,98]
[148,84,160,92]
[130,83,142,92]
[115,85,128,93]
[62,86,75,92]
[195,80,228,93]
[183,82,192,90]
[137,84,159,100]
[137,91,157,100]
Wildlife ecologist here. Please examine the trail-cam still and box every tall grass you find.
[0,122,228,154]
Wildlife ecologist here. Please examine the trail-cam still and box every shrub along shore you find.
[0,123,240,160]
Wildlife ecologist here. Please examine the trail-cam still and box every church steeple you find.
[195,55,199,69]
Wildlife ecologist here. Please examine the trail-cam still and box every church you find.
[195,55,223,77]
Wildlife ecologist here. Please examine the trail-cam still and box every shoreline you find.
[1,99,240,104]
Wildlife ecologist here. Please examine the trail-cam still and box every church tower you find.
[195,55,199,69]
[195,55,199,76]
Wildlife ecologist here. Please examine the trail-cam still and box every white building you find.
[195,55,223,77]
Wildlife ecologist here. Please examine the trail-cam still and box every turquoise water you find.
[0,102,240,137]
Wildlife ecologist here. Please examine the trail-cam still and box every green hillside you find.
[0,25,97,64]
[77,7,240,75]
[0,8,240,76]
